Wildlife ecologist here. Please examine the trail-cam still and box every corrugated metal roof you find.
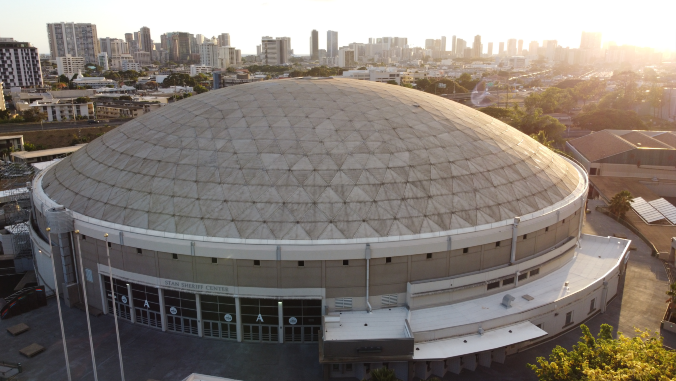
[568,130,636,162]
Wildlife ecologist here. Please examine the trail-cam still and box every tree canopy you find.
[573,109,645,131]
[524,87,576,114]
[162,73,197,88]
[608,190,634,220]
[288,66,344,77]
[529,324,676,380]
[478,105,567,141]
[193,84,208,94]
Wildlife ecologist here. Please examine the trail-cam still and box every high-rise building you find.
[97,52,109,71]
[218,46,240,68]
[518,39,523,55]
[327,31,338,58]
[167,32,191,62]
[580,32,602,50]
[487,42,493,56]
[99,37,128,57]
[425,39,435,50]
[199,42,218,67]
[338,47,355,67]
[472,35,482,58]
[507,39,517,56]
[260,36,290,65]
[498,42,505,56]
[529,41,539,57]
[139,27,152,54]
[219,33,231,47]
[456,39,467,57]
[0,40,43,87]
[393,37,407,48]
[451,35,457,55]
[46,22,100,63]
[441,36,447,52]
[310,30,319,60]
[56,55,85,77]
[543,40,557,60]
[125,33,135,52]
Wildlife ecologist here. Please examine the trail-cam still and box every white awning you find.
[412,321,546,360]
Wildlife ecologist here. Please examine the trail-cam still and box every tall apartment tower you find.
[487,42,493,56]
[199,43,218,67]
[456,39,467,57]
[46,22,100,63]
[139,27,152,53]
[260,36,291,65]
[0,40,43,87]
[310,30,319,60]
[441,36,447,52]
[472,35,482,58]
[498,42,505,56]
[507,39,517,56]
[451,35,457,55]
[517,39,524,55]
[218,33,231,47]
[529,41,539,57]
[327,30,338,58]
[580,32,602,49]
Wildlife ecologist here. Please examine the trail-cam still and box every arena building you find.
[28,78,629,380]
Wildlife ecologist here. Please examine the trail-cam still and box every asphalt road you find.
[0,120,126,133]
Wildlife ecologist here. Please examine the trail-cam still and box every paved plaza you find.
[1,200,674,381]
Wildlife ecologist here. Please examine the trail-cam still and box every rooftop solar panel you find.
[648,198,676,224]
[630,197,666,223]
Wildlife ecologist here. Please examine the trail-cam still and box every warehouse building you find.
[29,79,629,380]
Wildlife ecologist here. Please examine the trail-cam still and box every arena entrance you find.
[163,290,199,335]
[241,298,279,342]
[282,299,322,343]
[201,295,237,340]
[131,282,161,329]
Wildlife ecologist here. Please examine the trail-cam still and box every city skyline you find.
[1,0,674,56]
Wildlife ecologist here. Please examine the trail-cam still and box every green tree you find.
[666,282,676,322]
[529,324,676,380]
[194,84,208,94]
[530,131,554,149]
[21,108,47,122]
[524,87,575,113]
[386,80,398,85]
[74,97,91,104]
[24,142,46,151]
[58,74,70,84]
[118,95,133,101]
[366,367,397,381]
[608,190,633,220]
[573,109,646,131]
[518,107,567,138]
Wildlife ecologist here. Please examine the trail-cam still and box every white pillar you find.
[600,281,608,313]
[127,283,135,324]
[235,296,242,342]
[510,217,520,264]
[196,294,203,337]
[278,300,284,343]
[158,288,166,332]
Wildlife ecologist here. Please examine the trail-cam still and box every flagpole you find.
[105,233,126,381]
[46,227,72,381]
[74,230,98,381]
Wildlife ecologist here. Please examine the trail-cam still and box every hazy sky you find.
[2,0,674,56]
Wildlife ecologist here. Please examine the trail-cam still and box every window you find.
[589,298,597,313]
[343,260,349,266]
[502,277,514,286]
[136,248,142,254]
[172,253,178,260]
[345,364,353,372]
[298,261,304,266]
[332,364,340,372]
[518,273,528,281]
[253,260,260,266]
[463,248,468,254]
[564,311,574,326]
[107,242,112,247]
[545,227,549,232]
[523,234,527,240]
[385,257,391,263]
[536,323,543,330]
[82,235,86,240]
[487,281,500,290]
[495,241,501,247]
[529,268,540,277]
[426,253,432,259]
[589,168,598,175]
[562,219,566,224]
[211,257,218,264]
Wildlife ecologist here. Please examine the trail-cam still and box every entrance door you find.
[102,277,132,321]
[164,289,199,336]
[240,298,279,342]
[201,294,237,340]
[283,299,321,343]
[131,282,161,329]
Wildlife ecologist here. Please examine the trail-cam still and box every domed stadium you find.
[29,78,628,380]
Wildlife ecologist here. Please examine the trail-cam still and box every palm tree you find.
[367,367,397,381]
[608,190,634,220]
[530,131,554,149]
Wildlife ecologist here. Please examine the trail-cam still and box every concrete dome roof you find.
[41,78,580,240]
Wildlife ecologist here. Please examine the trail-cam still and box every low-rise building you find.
[72,75,116,89]
[29,99,95,121]
[0,135,24,156]
[342,67,401,84]
[96,104,145,119]
[11,144,85,163]
[190,65,212,76]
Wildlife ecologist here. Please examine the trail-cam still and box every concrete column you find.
[278,300,284,343]
[600,281,608,313]
[235,296,242,342]
[127,283,135,324]
[510,217,520,264]
[158,288,167,332]
[577,197,585,247]
[196,293,203,337]
[99,273,108,315]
